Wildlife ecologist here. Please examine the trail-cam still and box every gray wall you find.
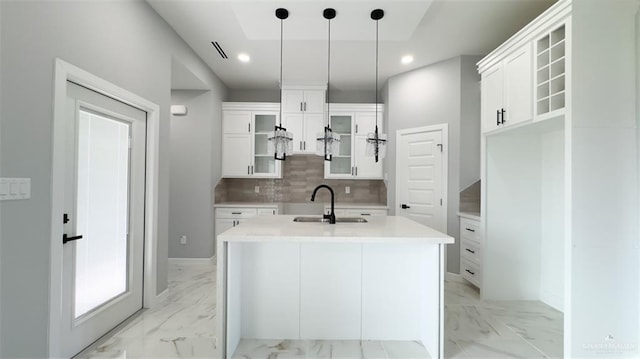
[0,1,225,356]
[227,88,376,104]
[385,56,481,274]
[460,56,483,190]
[169,90,224,258]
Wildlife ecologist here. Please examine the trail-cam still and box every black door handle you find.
[496,110,500,126]
[63,233,83,244]
[465,228,476,232]
[401,204,410,209]
[465,269,475,275]
[465,248,476,254]
[501,108,506,124]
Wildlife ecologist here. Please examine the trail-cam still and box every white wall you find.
[169,89,224,258]
[570,1,639,355]
[385,56,481,273]
[0,1,225,356]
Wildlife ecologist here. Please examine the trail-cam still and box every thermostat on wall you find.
[170,105,188,116]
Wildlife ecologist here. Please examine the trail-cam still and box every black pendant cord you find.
[323,8,336,161]
[274,8,288,161]
[374,14,380,162]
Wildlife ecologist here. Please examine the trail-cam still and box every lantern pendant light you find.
[366,9,387,163]
[268,8,293,161]
[316,8,340,161]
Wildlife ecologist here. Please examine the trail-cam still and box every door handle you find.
[496,110,500,126]
[465,269,475,275]
[465,228,476,232]
[63,233,83,244]
[401,204,410,209]
[501,108,506,124]
[300,102,303,111]
[465,248,476,254]
[304,102,307,111]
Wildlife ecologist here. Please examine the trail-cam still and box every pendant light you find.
[366,9,387,163]
[268,8,293,161]
[316,8,340,161]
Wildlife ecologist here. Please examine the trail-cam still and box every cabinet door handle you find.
[496,110,500,126]
[300,141,303,151]
[251,166,254,175]
[501,108,506,124]
[401,204,410,209]
[248,123,251,132]
[361,213,371,216]
[465,228,476,232]
[355,167,358,176]
[231,212,241,215]
[272,210,276,215]
[351,167,354,175]
[303,141,306,150]
[300,102,303,111]
[465,269,475,275]
[247,166,250,175]
[304,102,307,111]
[465,248,476,254]
[355,124,358,134]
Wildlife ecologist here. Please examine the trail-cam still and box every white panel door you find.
[396,127,445,232]
[61,81,146,358]
[223,111,251,134]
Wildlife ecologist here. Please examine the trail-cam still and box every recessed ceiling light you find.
[238,53,250,63]
[401,55,414,65]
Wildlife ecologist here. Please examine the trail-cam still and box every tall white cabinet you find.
[478,0,639,357]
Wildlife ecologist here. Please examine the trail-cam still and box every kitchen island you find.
[216,215,454,358]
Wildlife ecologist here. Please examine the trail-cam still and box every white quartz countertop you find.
[214,202,281,208]
[219,215,454,244]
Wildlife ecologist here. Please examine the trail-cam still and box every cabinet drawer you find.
[460,218,481,242]
[461,258,481,288]
[215,207,258,219]
[257,207,278,216]
[344,209,387,217]
[461,239,481,265]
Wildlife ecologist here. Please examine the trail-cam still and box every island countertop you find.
[218,215,454,244]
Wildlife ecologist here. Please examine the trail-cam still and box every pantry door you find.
[396,125,447,232]
[59,81,146,358]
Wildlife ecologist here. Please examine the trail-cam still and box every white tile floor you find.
[79,260,563,359]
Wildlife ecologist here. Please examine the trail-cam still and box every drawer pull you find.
[465,248,475,254]
[465,228,476,232]
[231,212,242,215]
[361,213,371,216]
[465,269,475,276]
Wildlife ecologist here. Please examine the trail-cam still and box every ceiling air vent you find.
[211,41,228,59]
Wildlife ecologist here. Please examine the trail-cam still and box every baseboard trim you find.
[168,256,215,265]
[150,287,168,308]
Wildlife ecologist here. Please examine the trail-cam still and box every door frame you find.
[48,58,161,357]
[395,124,449,233]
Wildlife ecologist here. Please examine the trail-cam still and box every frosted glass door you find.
[74,109,130,317]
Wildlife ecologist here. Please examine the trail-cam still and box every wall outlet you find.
[254,186,260,193]
[345,186,350,194]
[180,235,187,245]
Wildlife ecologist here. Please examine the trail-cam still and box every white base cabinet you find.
[459,216,482,288]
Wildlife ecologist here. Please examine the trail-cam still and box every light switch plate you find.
[254,186,260,193]
[345,186,350,194]
[0,178,31,201]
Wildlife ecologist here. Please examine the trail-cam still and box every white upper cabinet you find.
[481,43,533,134]
[222,103,281,178]
[281,87,326,154]
[324,104,384,180]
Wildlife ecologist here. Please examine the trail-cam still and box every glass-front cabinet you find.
[324,104,384,180]
[222,103,281,178]
[326,113,353,176]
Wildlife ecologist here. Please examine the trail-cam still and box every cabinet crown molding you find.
[222,102,280,111]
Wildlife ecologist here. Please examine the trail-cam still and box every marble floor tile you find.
[232,339,307,359]
[79,262,563,359]
[454,339,547,358]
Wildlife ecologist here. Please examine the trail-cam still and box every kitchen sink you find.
[293,216,368,223]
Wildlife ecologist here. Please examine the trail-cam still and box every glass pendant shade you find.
[268,125,293,160]
[316,127,341,159]
[366,128,387,162]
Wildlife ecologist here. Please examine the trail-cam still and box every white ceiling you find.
[149,0,556,92]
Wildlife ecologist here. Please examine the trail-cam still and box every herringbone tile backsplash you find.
[215,155,386,204]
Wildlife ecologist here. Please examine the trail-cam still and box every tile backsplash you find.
[215,155,386,204]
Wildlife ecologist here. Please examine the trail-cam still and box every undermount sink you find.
[293,216,368,223]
